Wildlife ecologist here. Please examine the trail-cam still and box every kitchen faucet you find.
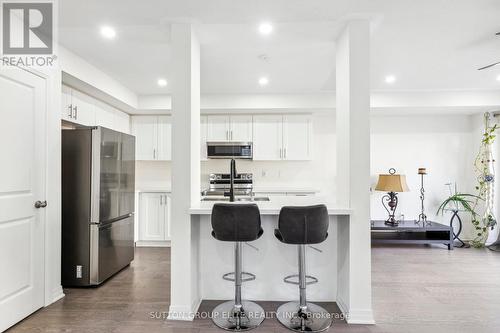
[224,159,237,202]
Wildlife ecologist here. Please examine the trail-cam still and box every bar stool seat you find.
[275,205,332,333]
[211,203,265,331]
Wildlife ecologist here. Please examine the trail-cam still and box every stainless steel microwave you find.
[207,142,253,159]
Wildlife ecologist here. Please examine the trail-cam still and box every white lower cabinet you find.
[137,192,171,246]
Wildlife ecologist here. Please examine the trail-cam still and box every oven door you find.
[207,142,253,159]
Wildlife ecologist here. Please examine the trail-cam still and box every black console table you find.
[371,220,453,250]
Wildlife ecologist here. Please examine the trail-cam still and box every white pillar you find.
[168,23,201,320]
[335,20,374,324]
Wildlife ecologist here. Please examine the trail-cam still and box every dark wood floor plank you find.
[7,245,500,332]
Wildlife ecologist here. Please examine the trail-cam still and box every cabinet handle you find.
[153,149,156,160]
[73,105,78,119]
[160,195,163,205]
[231,130,233,140]
[279,148,282,159]
[226,130,229,141]
[284,148,287,159]
[68,104,72,118]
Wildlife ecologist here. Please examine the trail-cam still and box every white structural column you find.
[168,23,201,320]
[335,20,375,324]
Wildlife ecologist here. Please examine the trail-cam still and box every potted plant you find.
[437,184,482,248]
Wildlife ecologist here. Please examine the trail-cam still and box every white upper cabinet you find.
[61,85,130,133]
[61,85,73,122]
[113,109,131,134]
[207,115,230,141]
[61,86,96,126]
[253,114,312,161]
[282,115,312,160]
[70,90,96,127]
[94,100,115,129]
[253,115,283,161]
[131,116,158,160]
[132,113,311,162]
[206,115,253,142]
[230,115,253,142]
[131,116,171,161]
[157,116,172,161]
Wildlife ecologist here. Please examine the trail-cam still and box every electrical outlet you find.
[76,265,82,279]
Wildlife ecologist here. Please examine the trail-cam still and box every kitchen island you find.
[168,196,374,324]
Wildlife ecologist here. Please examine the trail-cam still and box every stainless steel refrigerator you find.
[62,126,135,286]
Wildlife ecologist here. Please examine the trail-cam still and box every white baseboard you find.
[167,298,202,321]
[336,296,375,325]
[135,240,171,247]
[46,286,65,306]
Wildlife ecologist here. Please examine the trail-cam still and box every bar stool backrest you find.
[211,203,263,242]
[277,205,329,245]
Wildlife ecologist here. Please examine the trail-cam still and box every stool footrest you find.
[283,274,318,285]
[223,272,256,282]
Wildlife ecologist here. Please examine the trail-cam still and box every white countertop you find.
[189,196,351,215]
[252,186,319,193]
[136,187,171,193]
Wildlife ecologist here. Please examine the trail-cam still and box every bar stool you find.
[211,203,265,331]
[274,205,332,333]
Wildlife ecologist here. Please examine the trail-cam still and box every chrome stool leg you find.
[276,245,332,332]
[212,242,265,331]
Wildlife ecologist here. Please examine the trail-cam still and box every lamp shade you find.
[375,173,410,192]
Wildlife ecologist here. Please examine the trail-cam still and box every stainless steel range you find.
[203,173,254,197]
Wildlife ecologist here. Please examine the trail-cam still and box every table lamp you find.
[375,168,410,226]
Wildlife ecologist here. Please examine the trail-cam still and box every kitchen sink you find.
[201,196,270,202]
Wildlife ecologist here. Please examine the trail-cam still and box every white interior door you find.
[252,115,283,160]
[283,115,312,160]
[207,115,230,141]
[230,115,253,142]
[131,116,157,160]
[157,116,172,161]
[0,68,46,332]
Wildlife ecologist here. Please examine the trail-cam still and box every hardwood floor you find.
[8,244,500,333]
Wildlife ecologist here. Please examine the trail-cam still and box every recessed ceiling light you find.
[157,78,168,87]
[385,75,396,84]
[258,22,273,35]
[100,25,116,39]
[258,77,269,86]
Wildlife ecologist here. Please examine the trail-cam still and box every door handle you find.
[35,200,47,209]
[73,105,78,119]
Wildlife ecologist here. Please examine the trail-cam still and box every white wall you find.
[135,161,171,190]
[370,115,475,235]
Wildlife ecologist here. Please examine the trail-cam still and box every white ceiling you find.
[59,0,500,95]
